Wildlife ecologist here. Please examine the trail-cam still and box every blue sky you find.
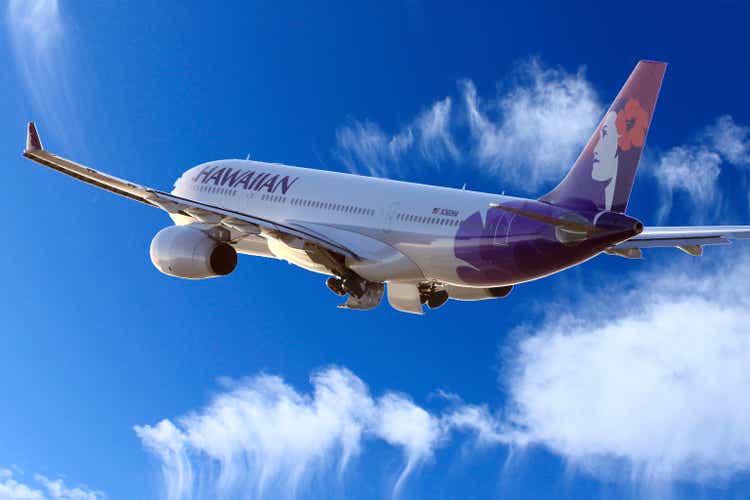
[2,1,750,499]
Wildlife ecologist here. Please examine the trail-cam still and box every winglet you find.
[25,122,43,153]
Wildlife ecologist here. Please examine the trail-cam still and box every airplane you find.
[20,60,750,314]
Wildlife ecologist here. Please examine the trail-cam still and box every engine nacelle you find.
[150,225,237,279]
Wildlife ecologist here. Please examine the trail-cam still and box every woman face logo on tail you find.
[591,110,620,211]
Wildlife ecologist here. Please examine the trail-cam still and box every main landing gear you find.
[325,276,365,298]
[325,275,384,310]
[419,283,449,310]
[325,277,346,296]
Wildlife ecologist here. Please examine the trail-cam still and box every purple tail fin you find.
[540,60,666,213]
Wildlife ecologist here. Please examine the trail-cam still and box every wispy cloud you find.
[335,97,458,178]
[649,115,750,221]
[652,145,722,222]
[705,115,750,166]
[375,393,443,495]
[334,58,602,191]
[462,59,602,190]
[135,368,448,499]
[0,468,102,500]
[6,0,79,144]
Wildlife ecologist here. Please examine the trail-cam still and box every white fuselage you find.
[171,159,517,287]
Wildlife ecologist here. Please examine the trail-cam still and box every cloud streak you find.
[649,115,750,221]
[135,368,450,499]
[6,0,80,145]
[335,97,458,178]
[334,58,602,189]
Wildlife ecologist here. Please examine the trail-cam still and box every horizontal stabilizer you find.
[608,225,750,256]
[488,202,600,234]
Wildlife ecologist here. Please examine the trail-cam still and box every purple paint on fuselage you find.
[454,200,641,286]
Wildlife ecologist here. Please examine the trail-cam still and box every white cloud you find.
[0,476,44,500]
[650,114,750,221]
[504,253,750,484]
[334,120,413,178]
[335,97,458,178]
[652,145,722,222]
[6,0,79,144]
[33,476,102,500]
[0,470,101,500]
[6,0,62,54]
[135,367,445,499]
[412,97,459,163]
[463,59,602,191]
[375,394,443,495]
[704,115,750,166]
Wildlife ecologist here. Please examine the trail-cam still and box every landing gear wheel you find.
[326,277,346,296]
[426,290,449,309]
[342,277,365,298]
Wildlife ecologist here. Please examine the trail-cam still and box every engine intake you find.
[150,225,237,279]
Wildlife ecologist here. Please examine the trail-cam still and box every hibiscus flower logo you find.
[615,98,650,151]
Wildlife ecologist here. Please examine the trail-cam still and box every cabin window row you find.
[197,184,237,196]
[397,213,460,226]
[261,194,287,203]
[288,197,375,216]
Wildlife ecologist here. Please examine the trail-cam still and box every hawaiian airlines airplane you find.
[21,61,750,314]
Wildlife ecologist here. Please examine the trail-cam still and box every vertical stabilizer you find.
[540,61,666,213]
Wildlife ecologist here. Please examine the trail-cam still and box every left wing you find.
[608,226,750,257]
[21,122,359,259]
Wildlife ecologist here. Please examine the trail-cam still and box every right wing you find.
[607,225,750,257]
[21,122,359,259]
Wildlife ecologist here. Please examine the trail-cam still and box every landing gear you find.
[419,283,450,309]
[326,277,346,296]
[325,276,384,310]
[326,275,365,298]
[342,277,366,298]
[426,290,449,309]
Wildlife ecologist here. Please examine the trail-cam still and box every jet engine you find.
[150,225,237,279]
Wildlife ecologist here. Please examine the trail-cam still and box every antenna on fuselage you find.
[245,153,251,160]
[461,183,467,190]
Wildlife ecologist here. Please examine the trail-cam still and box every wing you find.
[21,122,358,259]
[607,226,750,258]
